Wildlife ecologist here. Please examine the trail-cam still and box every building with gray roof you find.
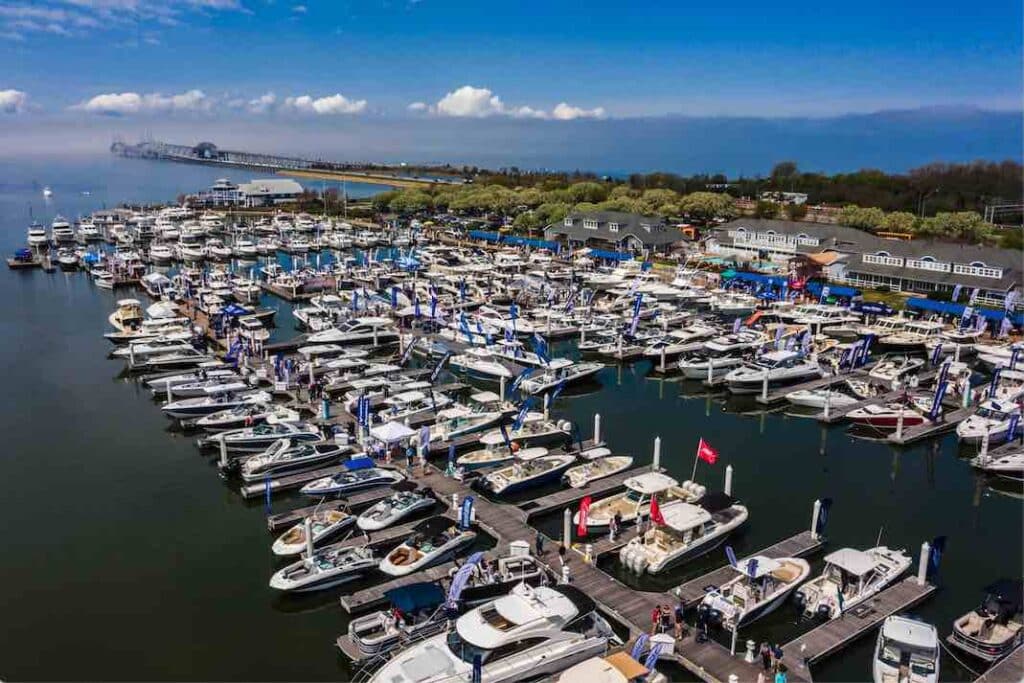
[544,210,681,254]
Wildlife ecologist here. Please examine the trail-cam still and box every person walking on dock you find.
[760,642,772,672]
[535,531,545,557]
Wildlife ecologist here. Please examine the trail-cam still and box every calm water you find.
[0,157,1020,682]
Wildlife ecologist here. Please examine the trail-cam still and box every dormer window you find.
[583,219,598,230]
[563,217,573,227]
[641,223,651,232]
[608,222,619,232]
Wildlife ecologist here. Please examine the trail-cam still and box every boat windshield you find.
[446,629,491,664]
[879,639,937,674]
[977,407,1010,420]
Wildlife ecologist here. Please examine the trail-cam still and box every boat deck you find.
[672,531,825,607]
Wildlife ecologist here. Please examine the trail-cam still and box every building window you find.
[608,222,619,232]
[953,263,1002,279]
[563,217,573,227]
[906,258,951,273]
[583,219,598,230]
[640,223,651,232]
[863,253,904,267]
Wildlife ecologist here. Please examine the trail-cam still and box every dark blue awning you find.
[588,249,633,261]
[805,281,860,298]
[384,582,445,612]
[469,230,501,242]
[906,297,1023,325]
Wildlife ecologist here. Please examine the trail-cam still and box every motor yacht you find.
[379,517,477,577]
[240,440,350,481]
[642,324,719,359]
[619,492,749,574]
[795,546,912,620]
[111,338,195,359]
[519,359,604,395]
[957,399,1022,445]
[450,347,516,381]
[573,472,701,531]
[455,445,547,471]
[947,579,1023,663]
[357,486,435,531]
[166,377,251,398]
[878,320,946,353]
[51,215,75,242]
[307,317,399,346]
[678,353,746,380]
[272,509,356,556]
[108,298,145,333]
[724,351,824,394]
[868,356,926,384]
[478,413,571,449]
[698,554,811,628]
[846,397,934,429]
[27,223,49,247]
[300,459,405,496]
[785,387,859,409]
[269,545,377,593]
[145,368,236,393]
[480,454,577,495]
[194,404,298,432]
[563,454,634,488]
[873,616,940,683]
[366,583,618,683]
[149,244,174,264]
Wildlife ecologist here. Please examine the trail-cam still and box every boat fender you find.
[694,485,706,498]
[558,419,571,432]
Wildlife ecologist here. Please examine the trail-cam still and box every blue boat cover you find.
[344,456,375,470]
[852,301,895,316]
[906,297,1023,325]
[15,248,32,258]
[503,235,560,251]
[384,582,446,612]
[221,303,252,317]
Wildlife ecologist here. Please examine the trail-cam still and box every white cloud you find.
[435,85,506,118]
[551,102,606,120]
[284,93,367,115]
[291,4,307,12]
[74,89,211,115]
[247,91,276,113]
[423,85,607,121]
[0,1,246,40]
[0,88,29,113]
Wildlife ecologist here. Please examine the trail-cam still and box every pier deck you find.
[974,644,1023,683]
[339,561,459,613]
[783,577,937,666]
[672,531,825,607]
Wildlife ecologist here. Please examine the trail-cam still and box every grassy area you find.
[860,289,911,309]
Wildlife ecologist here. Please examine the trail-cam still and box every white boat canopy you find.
[369,421,417,444]
[622,471,679,495]
[824,548,877,576]
[660,501,712,531]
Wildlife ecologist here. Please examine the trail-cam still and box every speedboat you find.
[619,492,748,574]
[678,353,746,380]
[129,348,215,370]
[376,390,453,424]
[698,554,811,628]
[947,579,1023,662]
[869,356,926,384]
[873,615,940,683]
[269,545,377,593]
[478,413,571,448]
[241,440,351,481]
[378,517,477,577]
[575,472,700,531]
[145,368,236,393]
[366,583,618,683]
[785,388,859,409]
[205,420,320,452]
[194,404,299,432]
[111,338,195,359]
[166,377,251,398]
[447,550,548,606]
[642,323,719,359]
[725,350,824,394]
[307,317,399,346]
[519,359,604,395]
[479,454,577,495]
[356,486,436,531]
[300,460,405,496]
[160,390,272,419]
[970,449,1024,482]
[957,399,1022,444]
[563,455,635,488]
[703,329,765,355]
[450,347,515,382]
[847,398,933,429]
[795,546,912,620]
[272,509,356,556]
[455,445,547,471]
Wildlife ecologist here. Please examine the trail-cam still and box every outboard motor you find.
[792,589,807,618]
[815,603,832,620]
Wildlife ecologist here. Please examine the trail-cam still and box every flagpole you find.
[691,451,699,481]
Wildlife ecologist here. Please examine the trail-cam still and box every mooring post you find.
[724,464,733,496]
[652,436,661,471]
[659,345,667,373]
[810,499,822,540]
[499,375,507,400]
[451,493,459,511]
[593,413,601,443]
[980,430,990,459]
[166,381,172,404]
[707,356,715,384]
[562,508,571,548]
[544,392,550,420]
[304,516,315,561]
[896,407,905,441]
[917,541,931,585]
[761,370,769,402]
[219,438,228,469]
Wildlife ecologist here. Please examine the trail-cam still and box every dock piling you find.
[593,413,601,443]
[724,464,733,496]
[219,438,228,469]
[165,381,172,404]
[652,436,661,471]
[544,392,550,420]
[980,431,990,458]
[895,407,905,440]
[563,508,571,546]
[707,357,714,384]
[917,541,930,585]
[810,499,822,540]
[499,376,506,399]
[659,346,667,373]
[761,371,769,402]
[304,516,314,560]
[451,493,458,511]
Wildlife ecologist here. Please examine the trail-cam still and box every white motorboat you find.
[357,486,435,531]
[878,321,945,353]
[111,338,195,359]
[269,545,377,592]
[367,582,618,683]
[703,329,765,355]
[300,460,404,496]
[976,342,1024,371]
[478,413,571,448]
[678,354,746,380]
[426,409,505,443]
[847,397,935,429]
[167,377,251,398]
[108,298,145,333]
[128,348,215,370]
[51,215,74,242]
[698,554,811,628]
[480,454,577,495]
[724,350,824,394]
[519,359,604,395]
[145,368,235,393]
[27,223,48,247]
[149,244,174,264]
[970,449,1024,482]
[160,390,272,419]
[642,324,719,359]
[868,356,926,384]
[785,388,859,409]
[574,472,701,531]
[873,615,940,683]
[619,492,749,575]
[343,581,449,661]
[957,399,1022,444]
[237,317,270,343]
[307,317,399,346]
[450,347,515,381]
[378,517,477,577]
[795,546,912,620]
[376,390,453,423]
[455,445,547,471]
[947,579,1023,662]
[563,455,635,488]
[194,404,298,432]
[241,440,350,481]
[272,509,356,556]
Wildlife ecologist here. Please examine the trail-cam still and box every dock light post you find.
[166,382,172,404]
[652,437,661,471]
[810,499,822,540]
[823,390,831,420]
[499,376,506,400]
[562,508,571,547]
[917,541,931,585]
[219,437,228,469]
[593,413,601,444]
[980,431,990,459]
[724,464,733,496]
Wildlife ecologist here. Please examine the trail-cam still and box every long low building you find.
[193,177,305,207]
[544,210,681,255]
[707,218,1021,311]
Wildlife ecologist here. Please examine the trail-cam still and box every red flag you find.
[697,438,718,465]
[649,496,666,526]
[577,496,591,537]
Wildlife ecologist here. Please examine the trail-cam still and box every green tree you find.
[637,188,680,215]
[881,211,917,234]
[770,161,799,181]
[784,203,808,221]
[566,182,609,203]
[754,200,780,219]
[389,190,432,214]
[679,191,736,224]
[372,190,400,212]
[512,212,542,235]
[534,202,571,225]
[839,205,886,232]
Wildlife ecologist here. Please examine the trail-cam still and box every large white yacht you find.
[367,583,619,683]
[724,350,824,394]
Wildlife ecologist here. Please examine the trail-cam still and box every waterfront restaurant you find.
[194,178,304,207]
[707,218,1022,311]
[544,210,681,255]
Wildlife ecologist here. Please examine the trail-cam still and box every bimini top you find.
[660,501,712,532]
[385,582,446,613]
[736,555,780,579]
[824,548,878,577]
[881,615,938,649]
[623,471,679,495]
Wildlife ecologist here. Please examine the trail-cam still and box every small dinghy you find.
[269,545,377,592]
[272,509,356,556]
[209,421,321,453]
[563,455,635,488]
[356,484,435,531]
[343,582,448,660]
[378,517,477,577]
[241,440,351,481]
[480,454,577,495]
[300,458,404,496]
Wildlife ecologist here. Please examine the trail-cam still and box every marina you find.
[1,162,1021,683]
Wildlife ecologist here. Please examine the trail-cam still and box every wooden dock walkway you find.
[975,644,1023,683]
[339,561,458,613]
[783,576,937,666]
[672,531,825,607]
[517,467,643,520]
[887,406,972,445]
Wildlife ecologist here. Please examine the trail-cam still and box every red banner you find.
[577,496,591,537]
[697,438,718,465]
[649,495,666,526]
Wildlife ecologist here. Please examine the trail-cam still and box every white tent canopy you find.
[369,421,417,444]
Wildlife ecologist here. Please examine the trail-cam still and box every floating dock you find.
[974,644,1023,683]
[339,561,459,613]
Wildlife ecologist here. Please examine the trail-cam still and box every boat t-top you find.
[795,546,912,620]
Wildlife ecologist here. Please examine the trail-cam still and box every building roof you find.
[545,211,680,247]
[238,178,303,196]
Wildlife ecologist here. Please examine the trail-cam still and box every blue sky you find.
[1,0,1021,120]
